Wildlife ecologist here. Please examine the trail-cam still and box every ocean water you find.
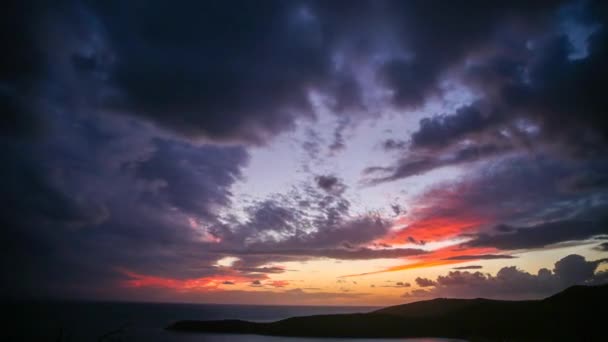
[7,301,464,341]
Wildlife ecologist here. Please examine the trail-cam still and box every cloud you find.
[415,277,437,288]
[467,218,608,250]
[3,0,608,304]
[268,280,290,288]
[452,265,483,270]
[232,247,425,261]
[364,143,511,184]
[382,139,407,151]
[328,117,351,152]
[315,175,346,195]
[411,105,505,150]
[366,2,608,182]
[416,277,436,287]
[78,2,334,143]
[214,184,394,253]
[378,1,560,108]
[379,281,411,288]
[311,247,425,260]
[381,155,608,249]
[553,254,607,285]
[120,268,260,291]
[0,1,57,139]
[403,254,608,300]
[390,204,404,216]
[6,0,576,146]
[233,266,287,274]
[0,93,254,298]
[136,139,248,219]
[444,254,517,260]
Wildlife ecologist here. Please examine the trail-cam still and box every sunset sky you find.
[2,0,608,306]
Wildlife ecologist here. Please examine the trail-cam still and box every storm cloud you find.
[3,0,608,304]
[366,1,608,184]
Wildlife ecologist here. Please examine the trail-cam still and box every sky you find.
[2,0,608,306]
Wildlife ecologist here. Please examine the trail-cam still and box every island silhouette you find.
[167,284,607,340]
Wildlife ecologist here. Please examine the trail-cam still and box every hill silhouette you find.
[167,284,608,340]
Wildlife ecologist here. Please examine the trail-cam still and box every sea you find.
[7,300,465,341]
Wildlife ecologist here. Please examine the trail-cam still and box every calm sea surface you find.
[7,301,465,341]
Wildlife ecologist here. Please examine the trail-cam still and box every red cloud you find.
[117,268,265,292]
[383,216,485,244]
[268,280,290,288]
[351,175,505,277]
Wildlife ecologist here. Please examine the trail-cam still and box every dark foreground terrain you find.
[167,284,607,340]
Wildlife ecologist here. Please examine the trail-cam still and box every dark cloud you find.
[1,0,380,148]
[388,155,608,248]
[82,1,326,143]
[453,265,483,270]
[367,1,608,182]
[553,254,606,286]
[237,213,394,256]
[451,26,608,160]
[0,94,254,299]
[212,184,392,254]
[328,117,351,153]
[415,277,437,288]
[301,129,323,164]
[136,140,248,219]
[4,0,608,303]
[233,266,288,275]
[235,247,425,261]
[381,281,411,288]
[444,254,517,260]
[72,0,388,144]
[509,20,608,158]
[364,143,511,184]
[315,175,346,195]
[0,1,52,139]
[3,0,575,146]
[376,1,561,108]
[382,139,407,151]
[390,204,404,216]
[378,59,437,108]
[404,254,608,300]
[411,105,505,150]
[467,218,608,250]
[407,237,426,246]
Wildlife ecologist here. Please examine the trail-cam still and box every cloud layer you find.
[2,0,608,304]
[406,254,608,300]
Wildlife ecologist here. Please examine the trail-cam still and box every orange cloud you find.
[342,246,503,277]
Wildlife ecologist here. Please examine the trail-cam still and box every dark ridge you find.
[167,284,608,340]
